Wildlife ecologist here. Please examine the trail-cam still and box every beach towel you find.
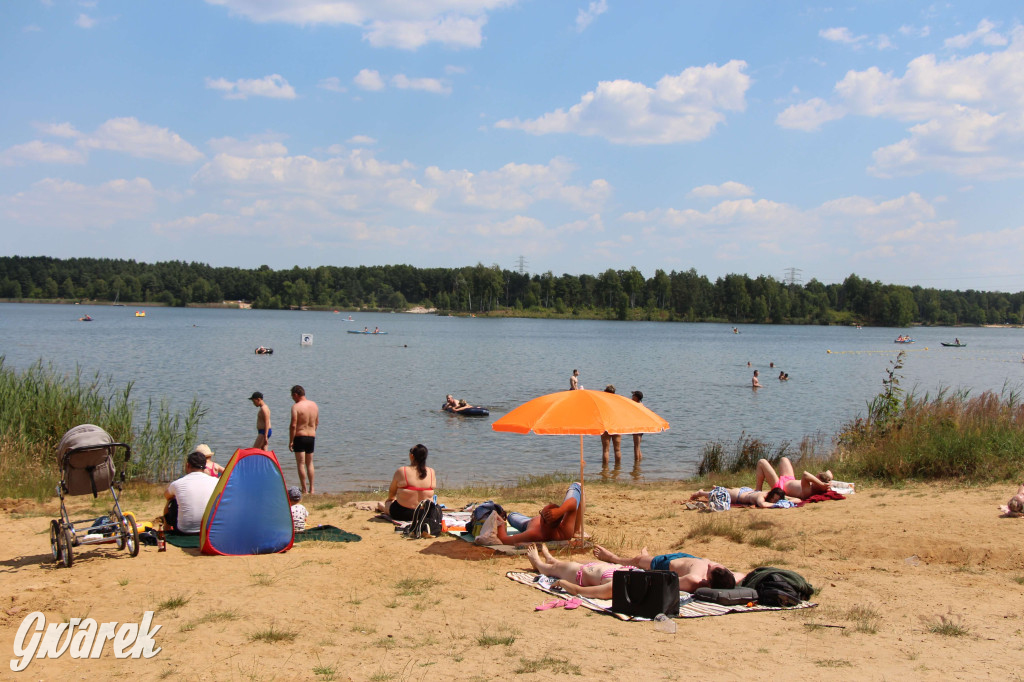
[796,490,846,506]
[449,531,573,555]
[506,572,816,620]
[164,525,360,548]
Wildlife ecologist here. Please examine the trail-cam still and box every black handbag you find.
[612,570,679,618]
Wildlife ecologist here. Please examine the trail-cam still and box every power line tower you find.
[515,255,528,275]
[784,267,803,286]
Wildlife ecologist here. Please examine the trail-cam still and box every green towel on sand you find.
[164,524,361,549]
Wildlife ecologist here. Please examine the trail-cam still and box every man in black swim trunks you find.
[289,385,319,494]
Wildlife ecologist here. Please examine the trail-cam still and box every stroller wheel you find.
[49,520,62,562]
[124,515,140,557]
[59,529,74,568]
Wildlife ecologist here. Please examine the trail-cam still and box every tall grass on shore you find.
[0,357,205,499]
[837,387,1024,482]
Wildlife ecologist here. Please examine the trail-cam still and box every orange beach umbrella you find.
[491,389,670,540]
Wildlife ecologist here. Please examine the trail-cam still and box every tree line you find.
[1,256,1021,326]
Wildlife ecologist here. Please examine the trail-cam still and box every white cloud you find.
[347,135,377,146]
[206,74,296,100]
[778,28,1024,177]
[318,77,346,92]
[776,97,846,131]
[575,0,607,32]
[423,157,609,212]
[820,27,866,46]
[6,118,202,165]
[495,60,751,145]
[207,135,289,158]
[944,19,1007,50]
[1,177,158,228]
[33,121,81,138]
[79,117,205,163]
[0,141,86,166]
[689,181,754,198]
[363,15,487,49]
[203,0,518,49]
[23,24,41,32]
[390,74,450,94]
[898,24,930,39]
[353,68,385,91]
[75,13,96,28]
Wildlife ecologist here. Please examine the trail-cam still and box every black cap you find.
[631,390,643,401]
[249,391,263,400]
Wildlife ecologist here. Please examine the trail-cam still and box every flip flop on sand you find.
[535,599,567,611]
[563,598,583,610]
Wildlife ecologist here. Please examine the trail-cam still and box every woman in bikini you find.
[755,456,832,499]
[376,444,436,522]
[689,486,786,508]
[525,543,638,599]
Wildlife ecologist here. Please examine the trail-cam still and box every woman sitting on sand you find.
[690,486,787,508]
[755,456,832,500]
[525,543,638,599]
[375,444,436,522]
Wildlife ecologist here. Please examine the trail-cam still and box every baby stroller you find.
[50,424,139,567]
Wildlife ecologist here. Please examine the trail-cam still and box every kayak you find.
[254,347,273,354]
[940,342,967,347]
[347,330,388,335]
[443,405,490,417]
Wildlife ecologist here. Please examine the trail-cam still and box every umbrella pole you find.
[576,434,585,544]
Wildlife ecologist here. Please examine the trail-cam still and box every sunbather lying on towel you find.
[496,482,582,545]
[1001,483,1024,517]
[755,456,832,500]
[594,545,744,593]
[690,486,786,508]
[526,543,638,598]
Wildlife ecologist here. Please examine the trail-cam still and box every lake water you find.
[2,303,1022,491]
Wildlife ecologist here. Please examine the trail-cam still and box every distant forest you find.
[1,255,1022,327]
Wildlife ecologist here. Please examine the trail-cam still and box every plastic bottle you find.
[157,522,166,552]
[654,613,676,634]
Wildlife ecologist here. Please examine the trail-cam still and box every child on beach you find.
[195,444,223,477]
[289,486,309,532]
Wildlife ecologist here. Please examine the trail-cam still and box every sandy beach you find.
[2,479,1022,681]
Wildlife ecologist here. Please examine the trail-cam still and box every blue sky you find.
[2,1,1023,291]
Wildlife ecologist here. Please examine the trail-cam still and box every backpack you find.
[403,499,443,539]
[468,501,505,536]
[740,566,813,606]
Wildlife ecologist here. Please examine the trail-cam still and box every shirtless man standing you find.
[752,369,762,389]
[594,545,743,592]
[250,391,271,450]
[289,385,319,494]
[569,369,579,390]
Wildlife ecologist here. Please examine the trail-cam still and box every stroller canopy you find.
[57,424,114,462]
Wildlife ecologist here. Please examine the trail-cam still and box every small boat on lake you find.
[348,327,386,335]
[135,310,146,317]
[255,346,273,354]
[941,341,967,347]
[894,335,915,344]
[79,315,92,322]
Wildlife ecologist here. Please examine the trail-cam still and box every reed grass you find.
[0,357,205,499]
[838,386,1024,482]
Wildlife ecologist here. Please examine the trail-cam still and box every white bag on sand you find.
[830,481,855,495]
[474,511,503,545]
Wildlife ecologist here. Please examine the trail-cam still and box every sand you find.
[1,480,1022,681]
